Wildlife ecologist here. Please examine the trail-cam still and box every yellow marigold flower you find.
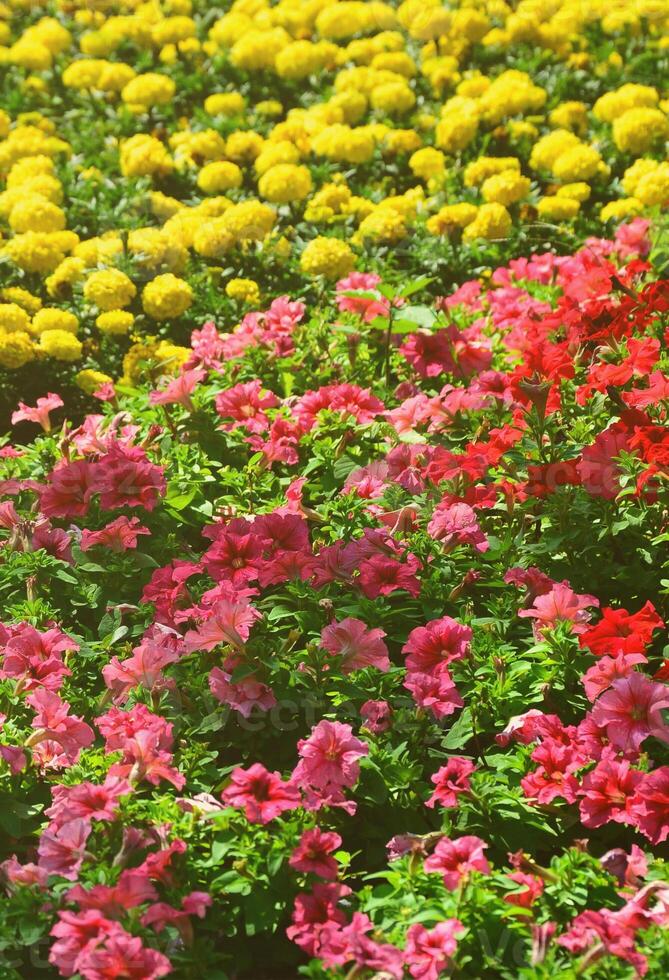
[46,257,86,298]
[151,191,184,221]
[142,274,193,320]
[254,142,299,176]
[121,72,175,108]
[31,308,79,335]
[371,51,415,78]
[74,235,123,267]
[226,131,264,163]
[192,220,235,258]
[14,174,63,204]
[255,100,284,118]
[96,310,134,336]
[462,203,512,242]
[0,303,31,332]
[383,130,422,155]
[155,341,190,373]
[435,113,478,154]
[0,287,41,315]
[39,329,83,361]
[120,134,173,178]
[537,196,580,220]
[221,201,276,241]
[84,269,137,311]
[76,368,113,395]
[9,196,66,234]
[622,159,660,196]
[151,15,196,47]
[122,340,160,386]
[552,145,602,182]
[425,203,477,235]
[205,92,246,116]
[593,84,658,123]
[0,110,10,139]
[370,81,416,115]
[354,207,407,244]
[6,155,55,186]
[635,164,669,207]
[51,230,80,254]
[456,75,490,99]
[230,28,290,72]
[329,91,368,125]
[612,108,669,155]
[481,170,531,206]
[464,157,520,187]
[226,278,260,305]
[600,199,644,221]
[549,101,588,135]
[556,183,591,202]
[300,237,355,279]
[197,160,242,194]
[258,164,312,204]
[312,125,376,164]
[409,147,445,180]
[0,331,35,369]
[452,8,490,42]
[530,130,581,171]
[275,40,326,80]
[4,232,65,273]
[9,40,52,72]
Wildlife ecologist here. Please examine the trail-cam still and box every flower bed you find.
[2,1,669,978]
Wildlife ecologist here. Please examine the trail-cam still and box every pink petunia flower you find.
[578,757,643,828]
[222,763,300,824]
[293,720,368,793]
[320,617,390,673]
[80,516,150,553]
[423,835,491,890]
[289,827,342,880]
[404,920,464,980]
[425,758,476,808]
[518,583,599,637]
[402,617,471,675]
[590,673,669,753]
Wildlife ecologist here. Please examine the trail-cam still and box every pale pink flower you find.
[12,393,63,432]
